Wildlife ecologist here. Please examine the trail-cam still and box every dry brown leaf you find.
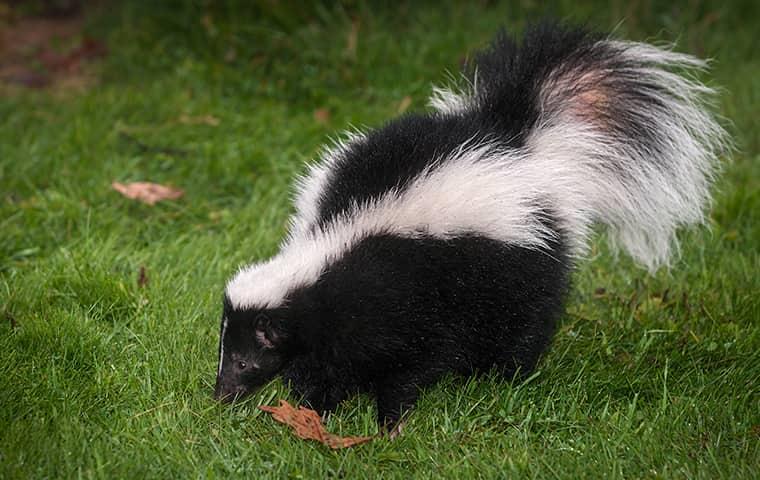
[112,181,184,205]
[314,108,330,125]
[178,114,220,126]
[259,400,374,449]
[346,18,359,58]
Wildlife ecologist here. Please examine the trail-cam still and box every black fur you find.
[214,23,591,425]
[218,233,570,427]
[314,24,602,229]
[214,21,722,430]
[315,115,493,228]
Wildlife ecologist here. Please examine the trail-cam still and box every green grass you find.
[1,1,758,478]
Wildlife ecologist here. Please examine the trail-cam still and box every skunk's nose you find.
[214,379,247,403]
[213,378,230,402]
[214,389,235,403]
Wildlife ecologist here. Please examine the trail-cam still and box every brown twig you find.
[119,132,189,157]
[6,312,17,330]
[137,266,148,288]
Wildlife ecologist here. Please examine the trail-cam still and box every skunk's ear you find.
[254,314,282,349]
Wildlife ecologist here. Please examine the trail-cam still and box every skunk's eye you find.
[237,361,247,370]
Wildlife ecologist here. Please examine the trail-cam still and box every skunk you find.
[214,22,726,430]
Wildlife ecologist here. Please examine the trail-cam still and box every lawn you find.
[1,0,758,478]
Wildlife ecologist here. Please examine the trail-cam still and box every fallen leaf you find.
[119,133,189,157]
[178,114,220,126]
[250,55,267,68]
[346,18,359,58]
[112,181,184,205]
[259,400,373,449]
[201,14,217,37]
[314,108,330,125]
[397,96,412,114]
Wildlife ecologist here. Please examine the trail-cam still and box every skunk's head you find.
[214,295,292,402]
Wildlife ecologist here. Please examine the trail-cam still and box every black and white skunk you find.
[214,23,726,430]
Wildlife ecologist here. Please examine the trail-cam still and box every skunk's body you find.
[215,23,726,428]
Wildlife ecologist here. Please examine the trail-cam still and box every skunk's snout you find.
[213,388,236,403]
[214,385,249,403]
[213,377,227,401]
[214,377,250,403]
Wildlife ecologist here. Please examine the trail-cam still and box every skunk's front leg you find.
[301,389,341,416]
[375,370,432,436]
[282,360,352,416]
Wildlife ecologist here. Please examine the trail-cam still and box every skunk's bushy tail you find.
[430,23,728,271]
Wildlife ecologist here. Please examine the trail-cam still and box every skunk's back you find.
[227,22,727,311]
